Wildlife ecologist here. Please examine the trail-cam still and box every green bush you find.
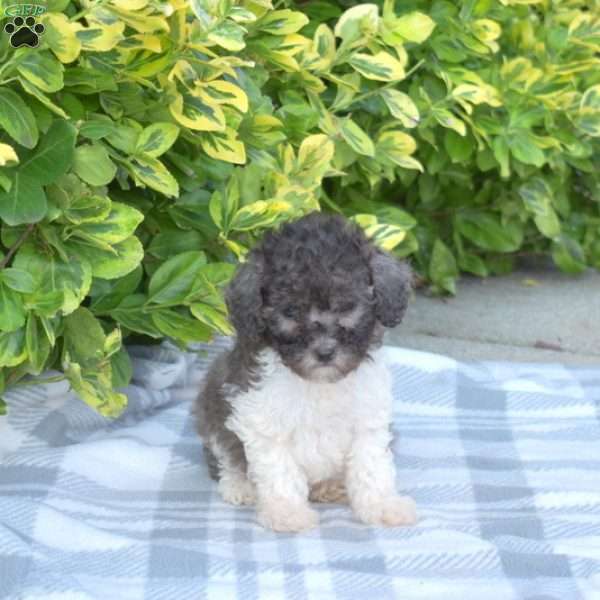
[0,0,597,415]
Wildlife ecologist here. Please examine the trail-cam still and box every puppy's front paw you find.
[353,495,417,527]
[257,500,319,533]
[218,476,256,506]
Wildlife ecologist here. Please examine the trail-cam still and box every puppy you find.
[194,211,417,532]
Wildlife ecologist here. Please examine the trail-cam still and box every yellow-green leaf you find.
[0,144,18,166]
[258,9,309,35]
[207,21,246,51]
[392,11,435,43]
[334,4,379,41]
[472,19,501,42]
[363,222,407,251]
[131,156,179,197]
[230,200,287,231]
[433,108,467,136]
[197,80,248,113]
[190,303,233,336]
[169,92,226,132]
[380,89,420,128]
[201,128,246,164]
[311,24,336,70]
[43,13,82,63]
[76,22,125,52]
[107,6,170,33]
[452,83,501,107]
[17,51,64,93]
[297,134,334,178]
[339,118,375,156]
[349,52,405,82]
[135,123,179,157]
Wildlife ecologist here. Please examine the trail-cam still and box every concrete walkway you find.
[386,262,600,365]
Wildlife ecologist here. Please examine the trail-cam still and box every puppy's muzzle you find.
[314,339,337,364]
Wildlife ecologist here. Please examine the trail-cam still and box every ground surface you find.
[386,261,600,365]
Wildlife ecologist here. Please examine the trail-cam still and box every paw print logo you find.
[4,16,45,48]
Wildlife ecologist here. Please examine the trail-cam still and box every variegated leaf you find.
[349,52,405,82]
[169,92,226,132]
[135,123,180,157]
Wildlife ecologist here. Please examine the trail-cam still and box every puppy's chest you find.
[227,350,391,481]
[288,390,356,480]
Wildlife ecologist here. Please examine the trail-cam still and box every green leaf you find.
[64,194,112,224]
[0,88,39,149]
[14,242,92,316]
[429,239,458,294]
[518,177,560,238]
[0,328,26,368]
[73,144,117,186]
[147,250,207,306]
[135,122,180,158]
[552,235,587,274]
[22,119,76,185]
[339,118,375,157]
[0,268,35,293]
[111,347,132,388]
[0,283,26,332]
[66,236,143,280]
[25,314,51,375]
[17,51,64,93]
[0,170,46,226]
[18,78,68,118]
[110,294,162,338]
[380,89,420,128]
[79,119,118,140]
[151,309,213,343]
[456,213,523,252]
[147,230,204,260]
[458,253,488,277]
[509,131,545,167]
[64,307,106,364]
[444,130,474,163]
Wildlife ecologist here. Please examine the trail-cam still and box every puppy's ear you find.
[225,251,265,342]
[369,250,412,328]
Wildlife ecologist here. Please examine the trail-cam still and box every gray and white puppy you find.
[195,211,417,532]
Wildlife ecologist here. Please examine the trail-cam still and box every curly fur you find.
[195,211,416,532]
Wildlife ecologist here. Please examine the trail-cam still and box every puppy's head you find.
[226,212,412,383]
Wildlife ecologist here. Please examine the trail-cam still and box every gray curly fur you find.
[195,211,413,482]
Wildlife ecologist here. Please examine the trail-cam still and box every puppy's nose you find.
[316,348,335,363]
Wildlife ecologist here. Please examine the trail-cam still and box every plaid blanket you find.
[1,339,599,600]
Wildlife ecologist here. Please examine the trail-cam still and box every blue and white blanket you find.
[1,338,599,600]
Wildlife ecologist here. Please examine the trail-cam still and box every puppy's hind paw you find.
[257,501,319,533]
[353,495,417,527]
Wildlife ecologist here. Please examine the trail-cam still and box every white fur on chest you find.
[225,348,392,484]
